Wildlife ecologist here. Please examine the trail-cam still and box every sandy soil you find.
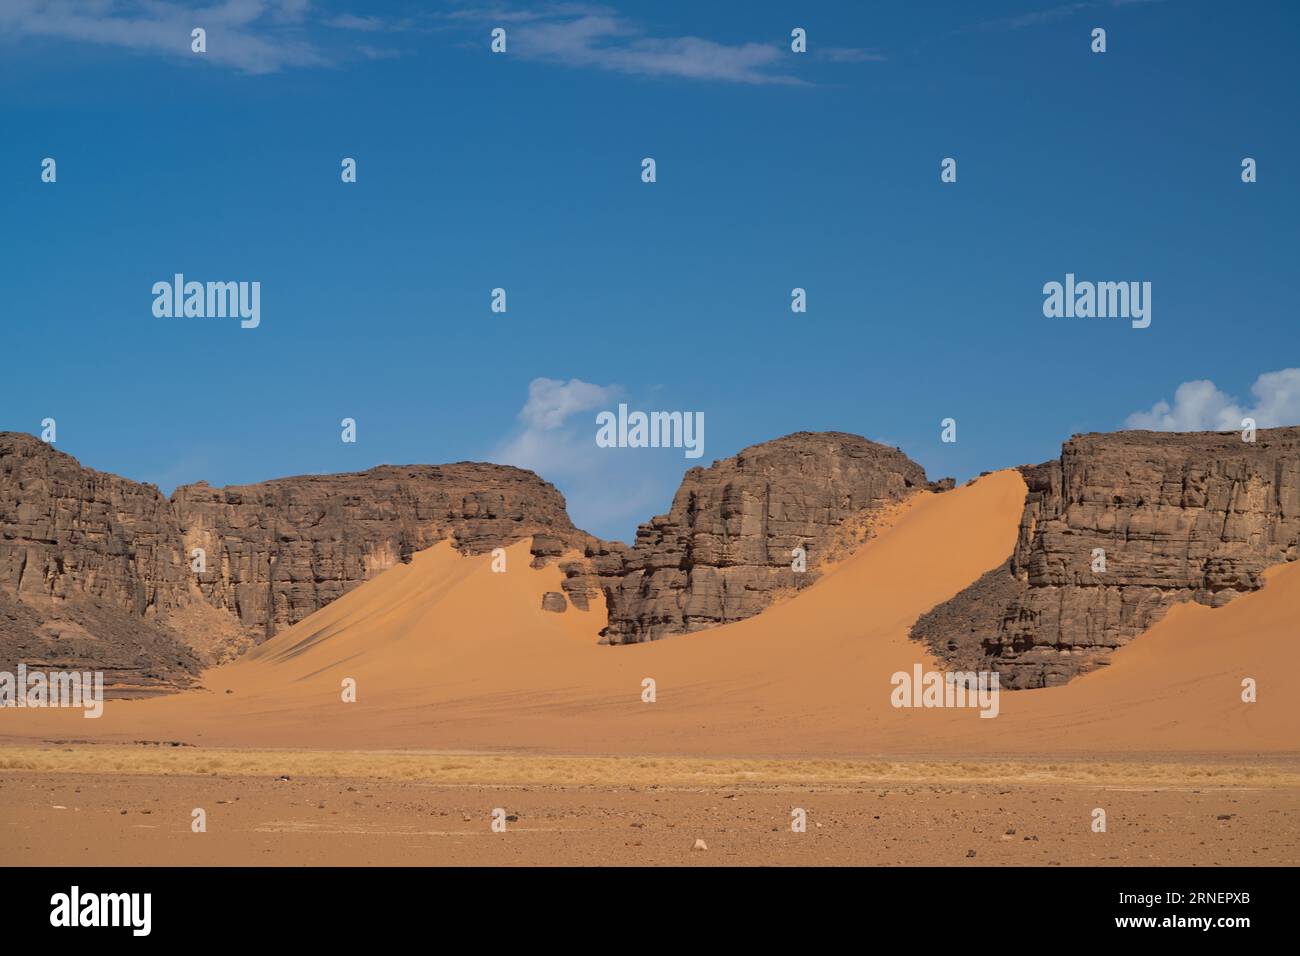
[3,753,1294,866]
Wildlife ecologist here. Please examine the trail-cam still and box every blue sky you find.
[2,0,1297,541]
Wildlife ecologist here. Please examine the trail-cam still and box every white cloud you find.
[816,47,886,63]
[3,2,873,81]
[324,14,389,32]
[442,3,611,24]
[451,5,809,85]
[970,0,1166,33]
[0,0,328,74]
[493,377,620,477]
[1124,369,1300,431]
[324,13,413,33]
[518,376,619,431]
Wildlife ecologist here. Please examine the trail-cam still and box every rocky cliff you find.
[8,425,1298,695]
[0,434,187,614]
[0,434,590,691]
[912,428,1300,687]
[575,432,951,644]
[0,433,204,690]
[171,464,591,639]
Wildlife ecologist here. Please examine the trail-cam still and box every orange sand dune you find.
[2,468,1295,755]
[964,557,1300,753]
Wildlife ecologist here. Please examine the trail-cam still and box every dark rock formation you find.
[0,434,590,691]
[0,588,203,694]
[913,428,1300,687]
[580,432,948,644]
[0,433,204,691]
[171,464,591,639]
[10,423,1296,694]
[0,434,188,615]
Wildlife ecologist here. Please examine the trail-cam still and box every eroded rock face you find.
[171,464,592,639]
[0,433,188,615]
[913,428,1300,687]
[11,424,1296,694]
[585,432,946,644]
[0,433,202,691]
[0,434,589,690]
[0,589,204,694]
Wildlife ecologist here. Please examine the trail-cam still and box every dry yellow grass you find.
[1,745,1295,789]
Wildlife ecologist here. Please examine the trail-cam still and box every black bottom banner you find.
[0,865,1284,941]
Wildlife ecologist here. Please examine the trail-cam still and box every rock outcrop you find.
[0,433,205,691]
[577,432,949,644]
[0,588,204,694]
[9,423,1297,694]
[0,434,591,691]
[171,464,591,639]
[0,434,187,615]
[913,428,1300,687]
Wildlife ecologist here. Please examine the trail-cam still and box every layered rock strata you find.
[912,428,1300,687]
[171,464,591,639]
[0,433,204,691]
[0,434,589,690]
[571,432,950,644]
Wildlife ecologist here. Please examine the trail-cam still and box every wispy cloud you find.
[816,47,886,63]
[997,2,1094,30]
[1124,369,1300,431]
[323,13,413,33]
[971,0,1167,32]
[448,4,812,85]
[2,2,881,81]
[0,0,328,74]
[441,3,605,24]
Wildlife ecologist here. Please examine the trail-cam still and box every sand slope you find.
[2,468,1295,755]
